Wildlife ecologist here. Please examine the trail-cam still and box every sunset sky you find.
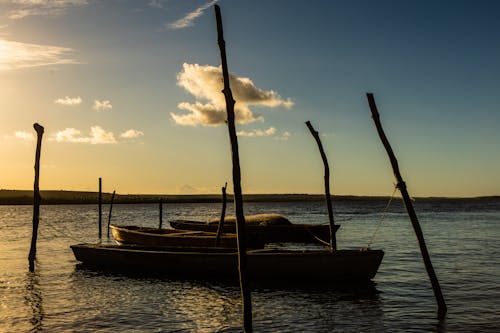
[1,0,499,197]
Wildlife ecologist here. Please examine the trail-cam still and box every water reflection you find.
[24,271,44,332]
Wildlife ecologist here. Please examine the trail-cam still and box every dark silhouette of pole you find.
[159,199,163,229]
[366,92,447,318]
[98,178,102,240]
[28,123,44,272]
[215,182,228,247]
[214,4,253,332]
[107,190,116,238]
[305,121,337,251]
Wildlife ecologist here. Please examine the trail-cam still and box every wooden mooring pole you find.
[215,182,228,247]
[366,92,447,318]
[306,121,337,251]
[107,190,116,238]
[28,123,44,272]
[159,199,163,229]
[214,5,253,332]
[98,178,102,240]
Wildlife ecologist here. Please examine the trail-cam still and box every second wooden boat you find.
[110,225,265,249]
[169,213,339,244]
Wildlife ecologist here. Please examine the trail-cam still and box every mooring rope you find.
[40,218,85,243]
[367,185,398,248]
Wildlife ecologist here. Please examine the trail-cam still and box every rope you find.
[367,185,398,248]
[40,218,86,243]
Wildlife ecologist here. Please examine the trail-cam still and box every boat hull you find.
[169,220,339,244]
[110,225,264,249]
[71,244,384,282]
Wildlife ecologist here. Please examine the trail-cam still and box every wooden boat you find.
[169,213,339,244]
[71,243,384,282]
[110,225,265,249]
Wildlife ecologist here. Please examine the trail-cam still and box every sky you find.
[0,0,499,197]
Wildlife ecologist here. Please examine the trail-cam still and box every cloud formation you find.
[8,0,88,20]
[14,131,35,142]
[171,63,293,126]
[237,127,276,137]
[167,0,218,29]
[53,126,117,144]
[0,39,79,71]
[93,100,112,111]
[54,96,82,106]
[120,129,144,139]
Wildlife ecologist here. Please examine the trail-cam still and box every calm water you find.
[1,199,499,332]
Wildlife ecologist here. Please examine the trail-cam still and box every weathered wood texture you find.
[305,121,337,251]
[366,92,447,318]
[214,4,253,332]
[215,182,228,247]
[28,123,44,272]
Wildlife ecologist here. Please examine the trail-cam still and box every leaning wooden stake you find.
[214,5,253,332]
[215,182,228,247]
[306,121,337,251]
[106,190,116,238]
[98,178,102,240]
[366,92,447,318]
[28,123,44,272]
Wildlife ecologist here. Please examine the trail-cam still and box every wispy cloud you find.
[237,127,276,137]
[0,39,79,71]
[8,0,88,20]
[14,131,35,142]
[171,63,293,126]
[276,131,291,141]
[93,100,112,111]
[120,129,144,139]
[54,96,82,106]
[167,0,218,29]
[52,126,117,144]
[148,0,165,9]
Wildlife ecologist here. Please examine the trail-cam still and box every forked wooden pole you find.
[107,190,116,238]
[215,182,228,247]
[366,92,447,318]
[214,5,253,332]
[306,121,337,251]
[28,123,44,272]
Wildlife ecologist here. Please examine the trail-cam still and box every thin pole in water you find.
[305,121,337,251]
[28,123,44,272]
[98,178,102,240]
[215,182,228,247]
[107,190,116,238]
[214,4,253,332]
[366,92,447,318]
[159,199,163,229]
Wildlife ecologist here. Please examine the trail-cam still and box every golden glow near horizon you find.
[1,1,499,197]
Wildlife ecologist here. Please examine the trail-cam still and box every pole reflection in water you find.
[25,271,44,331]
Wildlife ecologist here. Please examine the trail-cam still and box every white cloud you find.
[14,131,35,142]
[54,96,82,106]
[120,129,144,139]
[237,127,276,137]
[148,0,164,9]
[53,126,117,144]
[171,63,293,126]
[93,100,112,111]
[8,0,88,20]
[167,0,218,29]
[276,131,291,141]
[0,39,79,71]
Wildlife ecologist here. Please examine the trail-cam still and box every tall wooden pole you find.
[366,92,447,318]
[305,121,337,251]
[215,182,228,247]
[214,5,253,332]
[28,123,44,272]
[98,178,102,240]
[107,190,116,238]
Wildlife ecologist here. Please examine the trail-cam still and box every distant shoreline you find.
[0,189,497,205]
